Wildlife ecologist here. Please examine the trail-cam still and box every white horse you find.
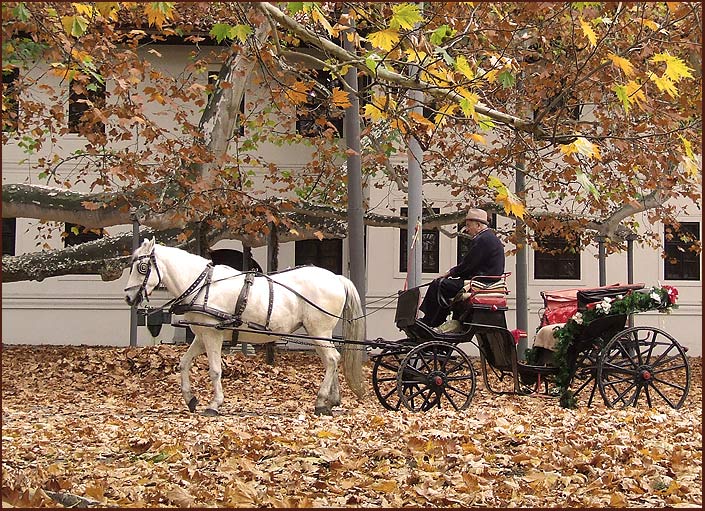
[124,238,366,416]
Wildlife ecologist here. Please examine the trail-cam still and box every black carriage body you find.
[373,281,690,413]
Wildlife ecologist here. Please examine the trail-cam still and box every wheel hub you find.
[428,371,446,389]
[637,365,653,383]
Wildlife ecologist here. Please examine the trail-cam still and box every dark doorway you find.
[209,248,263,272]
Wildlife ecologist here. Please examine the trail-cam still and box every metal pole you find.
[241,245,255,356]
[597,236,606,286]
[265,222,278,365]
[514,163,528,355]
[343,14,366,310]
[129,210,140,347]
[406,4,424,290]
[627,234,635,327]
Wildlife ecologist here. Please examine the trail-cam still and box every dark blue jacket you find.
[448,228,505,280]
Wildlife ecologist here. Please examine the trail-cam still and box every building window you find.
[209,72,244,136]
[296,69,343,137]
[3,218,16,256]
[664,222,700,281]
[400,207,439,273]
[457,212,497,264]
[68,78,106,134]
[295,238,343,275]
[63,223,104,247]
[2,68,19,133]
[534,235,581,280]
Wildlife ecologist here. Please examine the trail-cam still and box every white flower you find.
[650,292,661,303]
[572,312,583,324]
[596,300,611,314]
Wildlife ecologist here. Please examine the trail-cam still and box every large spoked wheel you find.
[597,326,690,409]
[396,341,476,412]
[371,347,410,411]
[566,343,602,406]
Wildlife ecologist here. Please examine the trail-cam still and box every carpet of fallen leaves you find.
[2,344,702,508]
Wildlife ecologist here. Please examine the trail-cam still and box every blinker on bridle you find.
[128,250,162,303]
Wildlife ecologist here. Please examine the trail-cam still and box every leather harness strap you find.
[232,272,255,326]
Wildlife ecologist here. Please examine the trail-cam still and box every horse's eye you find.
[136,261,150,275]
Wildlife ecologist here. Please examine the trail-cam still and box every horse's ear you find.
[146,237,156,251]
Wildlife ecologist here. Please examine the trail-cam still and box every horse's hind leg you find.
[179,335,205,413]
[313,341,341,416]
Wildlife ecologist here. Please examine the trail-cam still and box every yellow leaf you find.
[651,52,694,82]
[560,137,601,160]
[624,80,646,109]
[487,177,525,218]
[454,55,475,80]
[72,3,96,17]
[580,18,597,47]
[483,68,499,83]
[370,480,398,493]
[363,94,395,122]
[368,29,400,52]
[285,81,310,105]
[432,103,457,126]
[648,72,679,98]
[316,430,341,439]
[313,231,325,241]
[330,87,351,109]
[487,176,504,190]
[389,119,407,133]
[409,110,435,130]
[144,2,173,30]
[679,135,694,160]
[311,6,335,36]
[405,48,427,63]
[607,53,635,77]
[642,19,659,31]
[679,136,699,178]
[468,133,486,145]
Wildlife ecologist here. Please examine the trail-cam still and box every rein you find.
[134,253,429,324]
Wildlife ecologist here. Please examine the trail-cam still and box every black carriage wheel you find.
[371,347,409,411]
[566,344,601,406]
[396,341,476,412]
[597,326,690,409]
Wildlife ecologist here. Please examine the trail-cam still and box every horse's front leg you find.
[201,334,225,416]
[179,334,205,413]
[313,342,341,416]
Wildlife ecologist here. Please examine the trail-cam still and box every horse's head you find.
[124,237,161,306]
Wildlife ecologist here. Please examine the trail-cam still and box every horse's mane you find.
[156,243,212,266]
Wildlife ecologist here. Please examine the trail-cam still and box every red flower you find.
[663,285,679,305]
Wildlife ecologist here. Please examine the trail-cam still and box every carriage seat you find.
[451,274,510,313]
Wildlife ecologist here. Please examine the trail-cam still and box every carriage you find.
[125,240,691,415]
[369,276,690,412]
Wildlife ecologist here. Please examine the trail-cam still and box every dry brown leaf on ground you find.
[1,345,702,508]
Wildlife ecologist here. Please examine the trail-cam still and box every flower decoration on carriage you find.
[570,311,584,325]
[594,297,613,314]
[663,285,679,305]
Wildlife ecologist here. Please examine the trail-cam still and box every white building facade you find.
[2,43,702,355]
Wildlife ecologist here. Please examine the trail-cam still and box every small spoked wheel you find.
[597,327,690,409]
[567,344,602,406]
[396,341,476,412]
[371,346,410,411]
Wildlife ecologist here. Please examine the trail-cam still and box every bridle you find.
[126,250,162,303]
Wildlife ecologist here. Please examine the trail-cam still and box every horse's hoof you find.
[187,397,198,413]
[202,408,220,417]
[314,406,332,416]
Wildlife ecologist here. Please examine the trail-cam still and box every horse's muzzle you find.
[124,287,143,306]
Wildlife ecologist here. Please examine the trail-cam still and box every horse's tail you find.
[339,275,367,400]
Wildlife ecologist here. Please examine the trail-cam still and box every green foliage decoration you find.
[525,285,679,409]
